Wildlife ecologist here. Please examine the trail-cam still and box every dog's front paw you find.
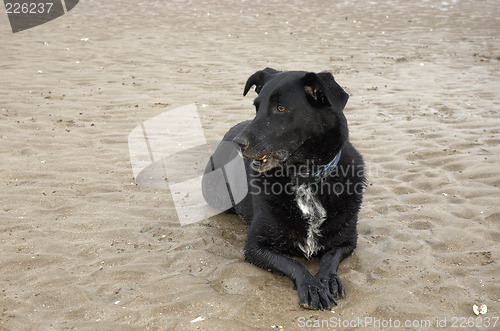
[296,277,335,310]
[314,272,345,300]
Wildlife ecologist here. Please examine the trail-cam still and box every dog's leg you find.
[314,245,354,302]
[245,244,335,310]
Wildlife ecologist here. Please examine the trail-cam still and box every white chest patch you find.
[294,184,326,259]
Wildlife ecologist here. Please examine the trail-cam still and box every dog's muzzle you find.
[232,136,249,154]
[232,136,288,172]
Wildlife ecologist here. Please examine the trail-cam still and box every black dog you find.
[202,68,365,310]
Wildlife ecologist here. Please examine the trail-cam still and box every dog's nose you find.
[232,136,249,152]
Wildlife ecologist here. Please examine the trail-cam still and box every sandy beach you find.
[0,0,499,329]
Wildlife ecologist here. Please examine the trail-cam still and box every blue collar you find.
[290,149,342,184]
[313,149,342,182]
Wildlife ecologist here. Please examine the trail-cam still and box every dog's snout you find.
[232,136,249,152]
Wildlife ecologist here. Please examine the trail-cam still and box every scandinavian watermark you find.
[128,104,247,226]
[128,104,378,226]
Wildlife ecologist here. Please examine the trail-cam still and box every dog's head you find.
[233,68,349,172]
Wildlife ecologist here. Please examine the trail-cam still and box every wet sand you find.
[0,0,499,329]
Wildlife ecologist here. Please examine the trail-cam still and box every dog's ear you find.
[302,73,330,107]
[243,67,279,96]
[302,72,349,112]
[317,72,349,112]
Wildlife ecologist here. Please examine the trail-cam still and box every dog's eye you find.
[277,105,286,112]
